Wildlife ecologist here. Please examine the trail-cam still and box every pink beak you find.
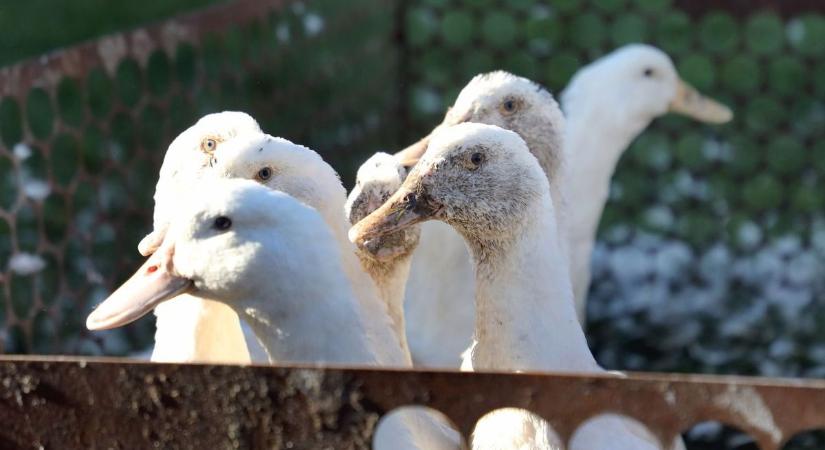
[86,243,192,330]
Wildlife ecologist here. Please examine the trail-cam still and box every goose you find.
[562,44,732,319]
[211,133,413,362]
[87,179,460,450]
[350,122,683,450]
[349,71,567,368]
[137,111,262,363]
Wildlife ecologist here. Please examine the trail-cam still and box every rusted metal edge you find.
[1,356,824,449]
[0,0,289,97]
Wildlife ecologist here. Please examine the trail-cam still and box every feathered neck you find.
[561,83,654,204]
[234,230,408,366]
[463,194,600,373]
[312,189,414,364]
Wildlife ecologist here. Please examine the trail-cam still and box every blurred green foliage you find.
[0,0,222,66]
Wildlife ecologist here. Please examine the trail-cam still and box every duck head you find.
[396,71,566,179]
[210,132,347,225]
[87,179,334,330]
[139,111,262,256]
[350,123,548,252]
[562,44,732,130]
[345,152,421,261]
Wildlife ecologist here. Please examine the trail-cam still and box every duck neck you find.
[466,196,600,373]
[355,249,413,354]
[562,99,652,245]
[235,250,406,366]
[315,202,413,364]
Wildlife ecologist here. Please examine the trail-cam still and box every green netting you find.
[403,1,825,379]
[0,0,399,355]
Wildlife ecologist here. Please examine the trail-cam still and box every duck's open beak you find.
[86,243,193,331]
[669,79,733,124]
[349,184,442,248]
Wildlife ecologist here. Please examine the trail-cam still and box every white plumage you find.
[351,122,682,450]
[142,111,262,363]
[88,179,461,450]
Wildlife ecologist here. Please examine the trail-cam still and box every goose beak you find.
[669,79,733,124]
[349,185,442,248]
[86,242,193,331]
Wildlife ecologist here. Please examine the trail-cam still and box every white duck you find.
[211,134,413,362]
[351,123,683,450]
[138,111,262,363]
[562,44,732,318]
[86,179,460,450]
[344,152,421,349]
[398,47,732,367]
[353,71,568,368]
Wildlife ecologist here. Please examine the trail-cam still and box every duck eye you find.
[256,167,273,181]
[643,68,654,77]
[213,216,232,231]
[201,137,218,153]
[470,152,484,167]
[501,98,517,113]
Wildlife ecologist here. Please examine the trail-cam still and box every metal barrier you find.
[1,357,825,449]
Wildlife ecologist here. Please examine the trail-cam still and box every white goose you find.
[562,44,732,318]
[349,71,567,368]
[139,111,262,363]
[211,134,412,361]
[87,179,460,450]
[351,123,683,450]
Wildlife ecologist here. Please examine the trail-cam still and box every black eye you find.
[643,68,654,77]
[213,216,232,231]
[470,152,484,167]
[502,99,516,112]
[256,167,273,181]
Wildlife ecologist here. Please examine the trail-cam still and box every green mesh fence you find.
[0,0,400,355]
[402,0,825,378]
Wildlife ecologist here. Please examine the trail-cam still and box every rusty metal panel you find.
[1,357,825,449]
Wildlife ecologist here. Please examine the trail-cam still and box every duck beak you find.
[395,135,430,168]
[349,184,442,248]
[137,225,167,256]
[394,108,472,168]
[86,242,193,331]
[668,78,733,124]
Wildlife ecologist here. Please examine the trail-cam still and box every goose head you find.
[350,123,548,255]
[345,153,421,261]
[397,71,565,180]
[139,111,262,255]
[210,133,347,228]
[87,179,342,330]
[562,44,732,132]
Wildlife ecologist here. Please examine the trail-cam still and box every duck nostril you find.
[403,193,417,210]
